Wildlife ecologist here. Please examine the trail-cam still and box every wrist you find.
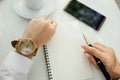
[21,36,42,48]
[11,38,38,59]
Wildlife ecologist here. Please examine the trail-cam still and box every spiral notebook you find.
[43,21,94,80]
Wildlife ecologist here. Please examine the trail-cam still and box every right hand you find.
[81,43,120,80]
[22,17,57,48]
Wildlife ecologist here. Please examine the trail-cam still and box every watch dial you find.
[19,39,34,55]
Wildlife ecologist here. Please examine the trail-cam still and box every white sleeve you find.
[0,51,33,80]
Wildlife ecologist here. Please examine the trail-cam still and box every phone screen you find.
[64,0,106,30]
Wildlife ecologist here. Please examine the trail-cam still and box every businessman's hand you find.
[82,43,120,79]
[22,17,57,47]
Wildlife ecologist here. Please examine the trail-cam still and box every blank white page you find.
[47,21,93,80]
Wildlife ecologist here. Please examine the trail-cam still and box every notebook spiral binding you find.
[43,45,53,80]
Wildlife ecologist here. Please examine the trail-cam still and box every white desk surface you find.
[0,0,120,80]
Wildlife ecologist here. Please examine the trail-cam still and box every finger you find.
[81,45,103,59]
[47,18,53,24]
[94,43,107,48]
[85,53,100,70]
[51,20,54,24]
[93,43,112,52]
[52,22,57,29]
[93,43,106,52]
[93,42,108,48]
[49,22,57,35]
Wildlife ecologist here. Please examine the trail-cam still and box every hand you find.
[81,43,120,79]
[22,17,57,47]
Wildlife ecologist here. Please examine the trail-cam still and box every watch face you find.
[18,39,35,55]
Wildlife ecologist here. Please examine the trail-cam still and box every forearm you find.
[0,51,33,80]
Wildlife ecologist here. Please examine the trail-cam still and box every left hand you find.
[22,17,57,48]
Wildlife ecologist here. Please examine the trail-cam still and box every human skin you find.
[82,43,120,80]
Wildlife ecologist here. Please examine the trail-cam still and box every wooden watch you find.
[11,38,38,58]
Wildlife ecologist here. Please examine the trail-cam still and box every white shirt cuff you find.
[3,51,33,74]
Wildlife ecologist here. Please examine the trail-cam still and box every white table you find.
[0,0,120,80]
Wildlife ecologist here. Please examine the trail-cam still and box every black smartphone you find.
[64,0,106,30]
